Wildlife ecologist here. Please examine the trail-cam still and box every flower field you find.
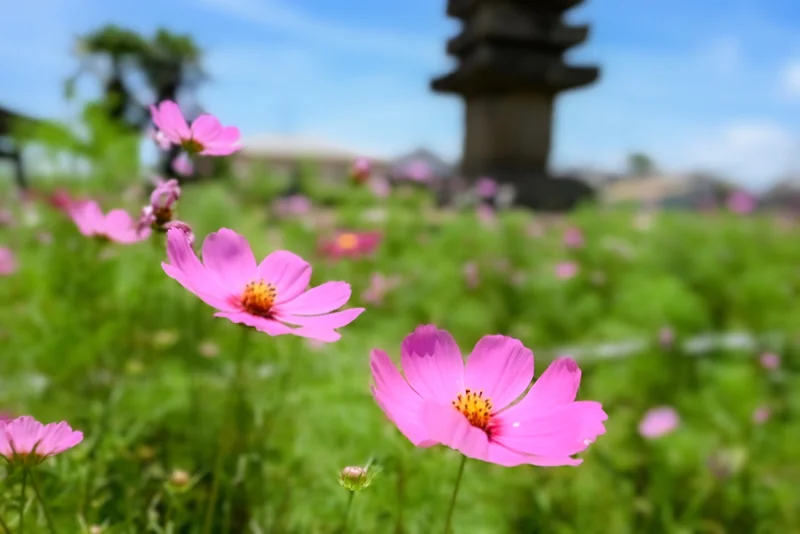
[0,115,799,533]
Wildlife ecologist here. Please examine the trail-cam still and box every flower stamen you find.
[240,280,277,317]
[336,233,359,251]
[451,389,493,431]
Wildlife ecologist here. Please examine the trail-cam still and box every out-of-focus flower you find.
[370,326,607,466]
[273,194,312,218]
[172,153,194,177]
[400,160,432,182]
[68,200,150,244]
[563,226,584,248]
[0,247,17,276]
[198,340,220,358]
[727,190,756,214]
[362,272,401,305]
[475,177,498,199]
[639,406,679,439]
[752,405,771,425]
[148,127,171,151]
[351,157,371,184]
[339,465,378,492]
[476,204,496,226]
[319,231,382,259]
[759,352,780,371]
[0,209,13,226]
[0,416,83,466]
[658,326,675,348]
[150,100,240,156]
[463,261,479,289]
[169,469,191,488]
[162,228,364,342]
[555,262,579,280]
[370,175,391,198]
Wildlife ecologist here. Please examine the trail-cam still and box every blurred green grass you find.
[0,179,798,533]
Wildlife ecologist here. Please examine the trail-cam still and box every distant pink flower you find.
[370,326,607,466]
[162,228,364,342]
[361,272,401,305]
[727,190,756,214]
[563,226,584,248]
[639,406,679,439]
[48,189,74,213]
[68,200,150,244]
[148,128,171,151]
[274,195,312,218]
[658,326,675,348]
[172,153,194,177]
[463,261,479,289]
[0,209,13,226]
[370,176,391,198]
[476,204,495,226]
[752,405,771,425]
[351,157,371,184]
[555,262,579,280]
[760,352,780,370]
[476,177,498,199]
[0,247,16,276]
[319,231,382,259]
[401,160,432,182]
[150,100,240,156]
[0,416,83,466]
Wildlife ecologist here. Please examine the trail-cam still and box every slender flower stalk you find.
[19,469,27,534]
[443,456,467,534]
[29,470,57,534]
[342,491,355,533]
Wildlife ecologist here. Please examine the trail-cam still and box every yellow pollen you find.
[181,138,205,154]
[451,389,493,431]
[336,233,359,251]
[240,280,277,317]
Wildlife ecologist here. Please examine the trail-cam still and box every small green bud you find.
[338,465,376,492]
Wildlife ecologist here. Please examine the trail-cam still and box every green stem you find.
[19,470,27,534]
[0,513,10,534]
[443,456,467,534]
[342,491,355,534]
[28,470,57,534]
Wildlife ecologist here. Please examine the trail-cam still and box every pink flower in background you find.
[639,406,679,439]
[139,178,181,232]
[752,406,771,425]
[555,262,579,280]
[0,247,16,276]
[0,209,13,226]
[68,200,151,244]
[319,231,382,259]
[150,100,240,156]
[476,204,496,226]
[658,326,675,348]
[370,176,391,198]
[162,228,364,342]
[351,157,371,184]
[463,261,480,289]
[0,416,83,466]
[48,189,74,213]
[361,272,401,305]
[274,194,312,217]
[172,153,194,177]
[476,177,498,199]
[759,352,780,370]
[526,221,545,238]
[727,190,756,214]
[370,326,607,466]
[402,160,432,182]
[563,226,584,248]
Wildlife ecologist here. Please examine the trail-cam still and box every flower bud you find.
[338,465,375,492]
[169,469,191,488]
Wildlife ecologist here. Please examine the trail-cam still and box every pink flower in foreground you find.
[0,247,16,276]
[0,416,83,466]
[319,231,382,259]
[163,220,194,245]
[172,153,194,177]
[162,228,364,342]
[555,262,579,280]
[727,190,756,214]
[760,352,780,370]
[68,200,151,244]
[563,226,584,248]
[639,406,679,439]
[150,100,240,156]
[476,177,498,199]
[371,326,607,466]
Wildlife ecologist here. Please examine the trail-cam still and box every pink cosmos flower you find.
[162,227,364,342]
[727,190,756,214]
[274,195,312,218]
[319,231,382,259]
[351,157,371,184]
[401,160,432,182]
[150,100,240,156]
[555,262,579,280]
[48,189,74,213]
[463,261,480,289]
[760,352,780,370]
[0,247,16,276]
[476,177,498,199]
[139,178,181,232]
[563,226,584,248]
[370,176,391,198]
[172,153,194,177]
[361,272,401,305]
[370,326,607,466]
[752,405,771,425]
[68,200,151,244]
[163,220,195,245]
[658,326,675,348]
[0,209,13,226]
[639,406,679,439]
[0,416,83,466]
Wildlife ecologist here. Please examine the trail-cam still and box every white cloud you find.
[780,60,800,99]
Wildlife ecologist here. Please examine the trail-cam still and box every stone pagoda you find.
[432,0,600,210]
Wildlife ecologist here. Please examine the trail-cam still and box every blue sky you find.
[2,0,800,188]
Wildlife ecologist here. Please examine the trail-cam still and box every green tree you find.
[627,152,656,177]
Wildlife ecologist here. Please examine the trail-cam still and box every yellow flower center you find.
[240,280,277,317]
[336,233,359,251]
[181,138,205,154]
[452,389,493,431]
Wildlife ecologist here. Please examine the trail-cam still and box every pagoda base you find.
[469,169,595,211]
